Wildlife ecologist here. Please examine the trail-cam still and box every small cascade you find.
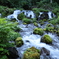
[7,10,21,21]
[22,10,35,18]
[38,11,56,20]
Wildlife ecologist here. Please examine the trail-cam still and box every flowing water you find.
[7,10,59,59]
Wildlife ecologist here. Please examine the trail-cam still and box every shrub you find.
[0,18,20,59]
[49,18,59,25]
[15,37,23,47]
[32,8,39,19]
[23,47,40,59]
[0,6,15,17]
[22,18,31,24]
[41,35,52,44]
[33,28,44,35]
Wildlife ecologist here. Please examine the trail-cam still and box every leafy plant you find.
[0,18,20,59]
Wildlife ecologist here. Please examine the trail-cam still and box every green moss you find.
[41,35,52,44]
[33,22,38,26]
[15,37,23,47]
[22,18,31,24]
[33,28,44,35]
[23,47,40,59]
[32,18,37,23]
[17,13,25,20]
[45,26,54,33]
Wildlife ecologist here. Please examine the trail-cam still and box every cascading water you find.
[7,10,59,59]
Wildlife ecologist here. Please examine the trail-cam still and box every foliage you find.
[49,18,59,25]
[17,13,25,20]
[32,8,39,18]
[0,18,20,59]
[23,47,40,59]
[33,28,44,35]
[0,6,16,17]
[41,35,52,44]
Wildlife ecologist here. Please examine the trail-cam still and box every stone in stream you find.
[22,47,40,59]
[7,47,19,59]
[15,37,24,47]
[40,47,51,59]
[41,35,52,44]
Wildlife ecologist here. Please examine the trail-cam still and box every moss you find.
[23,47,40,59]
[33,28,44,35]
[22,18,31,24]
[32,18,37,23]
[46,24,52,27]
[41,35,52,44]
[33,22,38,26]
[15,37,23,47]
[45,26,54,33]
[17,13,25,20]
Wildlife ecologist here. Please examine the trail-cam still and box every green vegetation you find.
[33,22,38,26]
[33,28,44,35]
[41,35,52,44]
[22,18,31,24]
[0,6,15,17]
[23,47,40,59]
[17,13,25,20]
[0,18,21,59]
[49,18,59,25]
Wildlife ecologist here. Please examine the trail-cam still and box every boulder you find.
[33,28,44,35]
[23,47,40,59]
[7,47,19,59]
[41,35,52,44]
[15,37,23,47]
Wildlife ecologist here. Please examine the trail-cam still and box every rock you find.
[40,47,51,59]
[41,35,52,44]
[7,47,19,59]
[15,37,24,47]
[22,47,40,59]
[40,47,50,55]
[33,28,44,35]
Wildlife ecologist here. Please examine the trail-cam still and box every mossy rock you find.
[41,35,52,44]
[33,22,38,26]
[33,28,44,35]
[22,18,31,24]
[23,47,40,59]
[45,27,54,33]
[15,37,23,47]
[17,13,25,20]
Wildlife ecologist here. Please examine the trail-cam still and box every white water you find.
[7,10,59,59]
[16,21,59,59]
[22,10,35,18]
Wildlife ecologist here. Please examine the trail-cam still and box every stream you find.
[7,10,59,59]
